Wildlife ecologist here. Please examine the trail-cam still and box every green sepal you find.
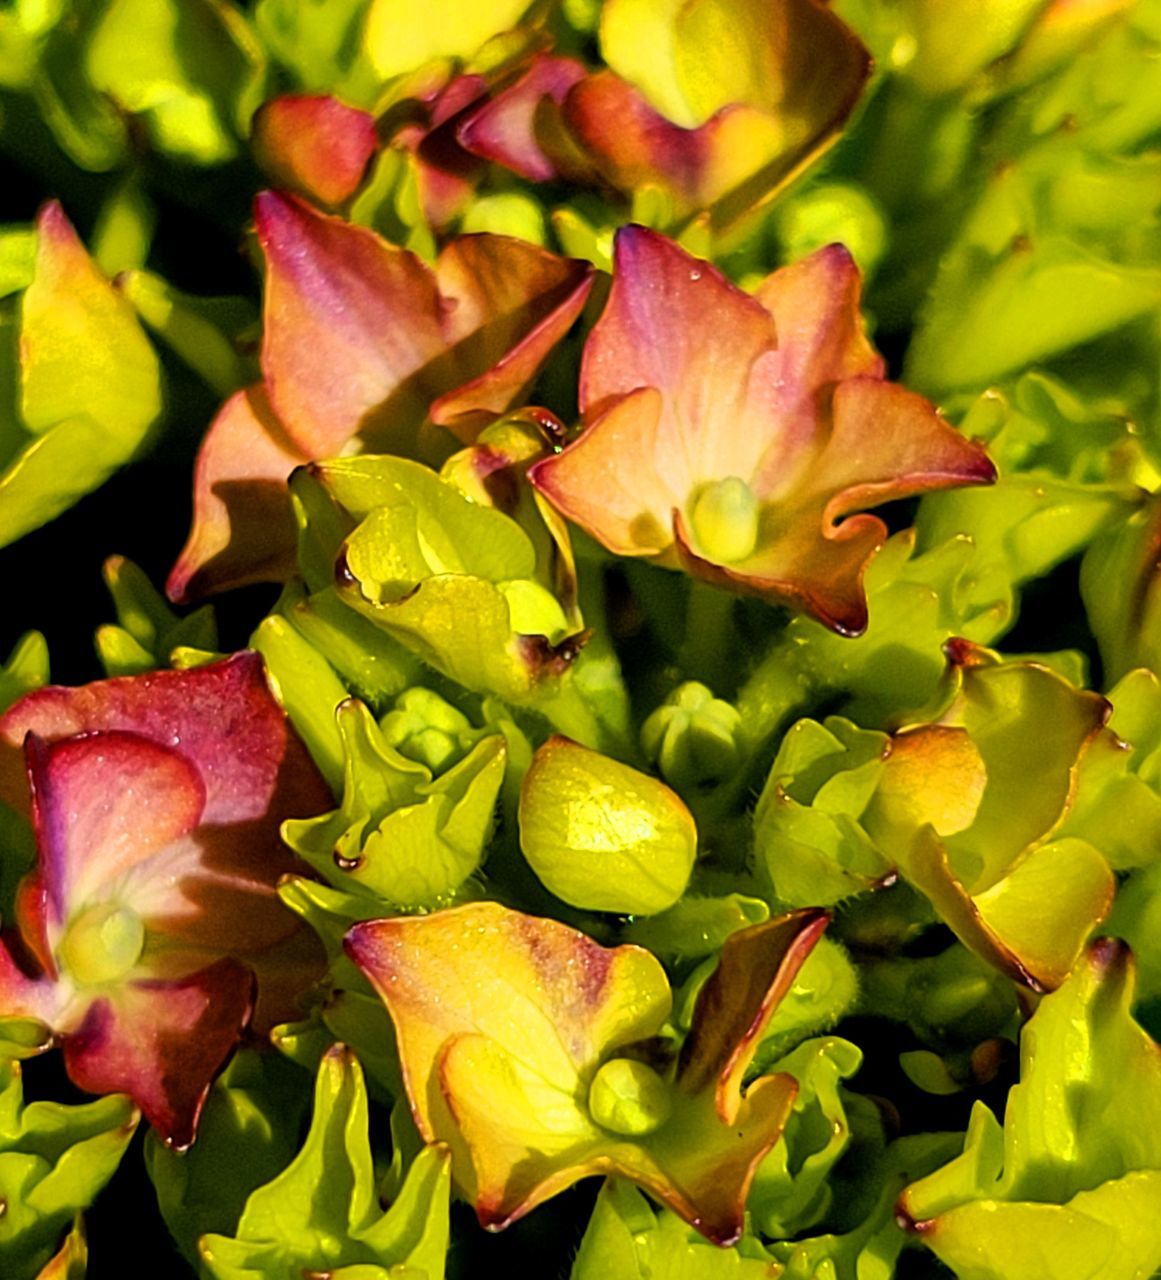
[144,1050,310,1265]
[283,698,506,911]
[749,1037,863,1239]
[767,1131,962,1280]
[0,1059,137,1279]
[251,614,349,793]
[118,269,258,396]
[899,938,1161,1280]
[1058,667,1161,871]
[96,555,217,677]
[917,372,1146,615]
[0,205,161,550]
[640,681,743,791]
[199,1045,451,1279]
[754,716,892,908]
[1081,496,1161,685]
[0,631,48,714]
[570,1179,778,1280]
[280,584,420,713]
[735,530,1012,760]
[84,0,267,165]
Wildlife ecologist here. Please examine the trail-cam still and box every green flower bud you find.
[641,681,743,789]
[519,736,698,915]
[587,1058,673,1136]
[380,687,476,774]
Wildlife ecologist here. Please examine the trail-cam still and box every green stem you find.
[679,582,738,689]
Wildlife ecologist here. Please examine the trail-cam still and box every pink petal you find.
[581,226,779,480]
[26,731,204,927]
[257,191,446,457]
[395,74,488,231]
[63,959,253,1148]
[256,193,592,456]
[252,95,378,209]
[751,244,884,409]
[0,653,331,832]
[0,934,60,1024]
[166,385,306,604]
[458,54,588,183]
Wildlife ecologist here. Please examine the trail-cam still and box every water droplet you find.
[689,269,702,282]
[334,851,364,872]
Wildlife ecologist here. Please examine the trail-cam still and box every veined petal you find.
[579,225,779,486]
[529,388,682,558]
[0,653,331,833]
[63,959,253,1148]
[430,236,594,437]
[457,54,589,183]
[257,193,593,456]
[26,731,204,927]
[166,385,306,604]
[252,95,378,209]
[345,901,671,1139]
[257,191,444,457]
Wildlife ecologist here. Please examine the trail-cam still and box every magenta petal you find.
[0,653,331,830]
[0,934,59,1024]
[26,731,204,926]
[458,54,588,182]
[63,959,253,1148]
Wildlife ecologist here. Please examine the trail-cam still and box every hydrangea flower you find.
[169,193,593,601]
[530,226,996,634]
[0,654,330,1148]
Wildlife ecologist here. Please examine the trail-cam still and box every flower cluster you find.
[0,0,1160,1277]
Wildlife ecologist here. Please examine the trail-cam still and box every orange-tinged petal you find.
[675,908,829,1121]
[530,387,681,558]
[257,191,444,457]
[345,901,671,1139]
[750,243,884,407]
[63,959,253,1148]
[252,95,378,209]
[429,235,594,438]
[257,193,593,456]
[531,230,994,632]
[166,385,306,603]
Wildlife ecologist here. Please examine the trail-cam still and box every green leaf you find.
[749,1037,863,1238]
[621,894,769,960]
[85,0,267,165]
[118,269,258,396]
[144,1050,310,1264]
[96,555,217,677]
[0,204,161,550]
[899,938,1161,1280]
[570,1179,778,1279]
[199,1046,451,1279]
[754,717,892,908]
[0,1060,137,1279]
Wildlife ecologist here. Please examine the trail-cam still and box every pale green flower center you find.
[587,1057,673,1136]
[689,477,760,563]
[58,902,145,987]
